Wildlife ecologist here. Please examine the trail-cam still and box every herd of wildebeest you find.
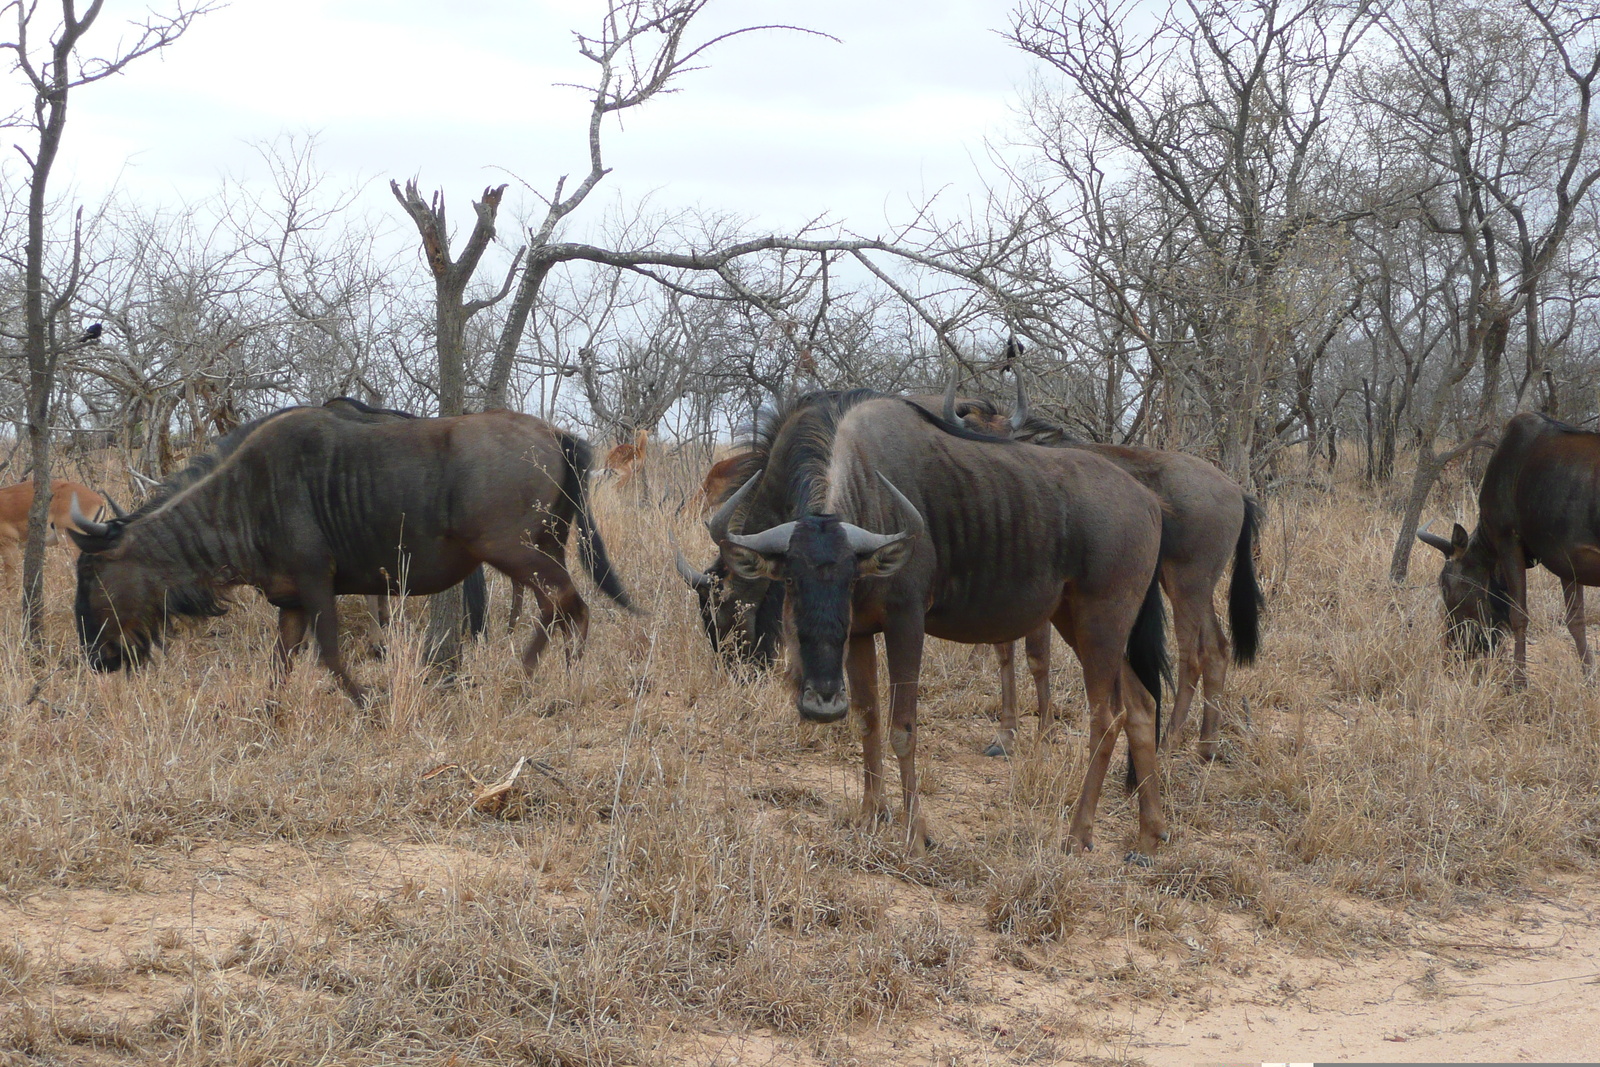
[5,350,1598,861]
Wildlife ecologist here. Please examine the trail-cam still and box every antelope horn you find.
[942,369,959,423]
[669,534,711,590]
[706,472,760,545]
[1009,367,1031,434]
[71,494,111,538]
[726,521,799,557]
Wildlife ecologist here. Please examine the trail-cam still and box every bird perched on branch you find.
[77,323,102,344]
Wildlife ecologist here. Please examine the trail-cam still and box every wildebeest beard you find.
[74,525,230,672]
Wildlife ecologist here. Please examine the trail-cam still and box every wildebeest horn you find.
[71,494,110,538]
[943,369,959,423]
[706,472,760,544]
[1010,368,1030,433]
[837,472,925,554]
[105,495,127,521]
[1417,520,1453,556]
[727,521,799,556]
[669,534,711,590]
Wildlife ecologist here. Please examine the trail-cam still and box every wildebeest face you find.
[1420,522,1508,655]
[71,532,151,672]
[722,516,912,724]
[674,550,784,669]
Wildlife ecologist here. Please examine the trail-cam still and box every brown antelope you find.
[0,478,109,582]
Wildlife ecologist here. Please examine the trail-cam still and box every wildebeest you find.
[70,408,631,702]
[321,397,488,644]
[939,374,1262,761]
[1418,412,1600,683]
[707,390,1170,857]
[0,478,110,580]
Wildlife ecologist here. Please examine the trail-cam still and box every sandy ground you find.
[8,830,1600,1064]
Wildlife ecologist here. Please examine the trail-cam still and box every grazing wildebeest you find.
[708,390,1170,857]
[0,478,109,581]
[70,408,631,701]
[321,397,488,644]
[937,373,1262,761]
[1418,412,1600,683]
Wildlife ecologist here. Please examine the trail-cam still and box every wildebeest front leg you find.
[274,607,309,683]
[1502,543,1531,685]
[846,633,888,823]
[362,595,389,657]
[1561,576,1593,671]
[302,586,367,705]
[884,622,928,854]
[986,641,1017,757]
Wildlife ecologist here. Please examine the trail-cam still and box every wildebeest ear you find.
[723,542,780,581]
[1451,524,1470,552]
[68,520,124,553]
[858,537,913,578]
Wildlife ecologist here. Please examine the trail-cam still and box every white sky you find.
[4,0,1038,240]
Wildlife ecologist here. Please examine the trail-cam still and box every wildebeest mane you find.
[323,396,419,420]
[742,389,1011,514]
[129,407,304,520]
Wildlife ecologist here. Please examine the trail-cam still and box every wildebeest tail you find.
[1229,496,1265,666]
[463,565,488,638]
[559,433,634,610]
[1125,563,1170,791]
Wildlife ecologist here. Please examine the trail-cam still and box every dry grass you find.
[2,456,1599,1063]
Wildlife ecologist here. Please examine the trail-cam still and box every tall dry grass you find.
[1,454,1598,1063]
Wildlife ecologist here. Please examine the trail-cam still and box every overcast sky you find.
[3,1,1039,239]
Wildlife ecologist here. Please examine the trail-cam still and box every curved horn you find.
[1009,370,1030,434]
[706,472,761,544]
[942,369,959,423]
[839,471,924,552]
[1416,520,1453,555]
[668,533,711,590]
[726,521,798,557]
[70,494,111,538]
[105,495,127,521]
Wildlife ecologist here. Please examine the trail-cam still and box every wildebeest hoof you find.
[1124,851,1155,868]
[982,741,1012,758]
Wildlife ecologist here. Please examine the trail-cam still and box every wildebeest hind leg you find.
[495,553,589,671]
[1120,662,1168,856]
[1196,609,1230,758]
[986,641,1017,757]
[1561,577,1593,671]
[1161,599,1206,754]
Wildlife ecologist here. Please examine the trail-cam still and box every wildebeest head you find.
[711,473,920,723]
[69,497,226,672]
[1418,522,1510,654]
[672,542,785,669]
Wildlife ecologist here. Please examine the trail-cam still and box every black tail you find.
[463,565,488,639]
[559,434,634,610]
[1125,564,1170,791]
[1229,496,1264,666]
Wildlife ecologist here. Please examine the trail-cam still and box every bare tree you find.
[0,0,213,641]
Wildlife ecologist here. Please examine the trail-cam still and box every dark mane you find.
[1536,412,1597,436]
[131,407,306,520]
[323,396,419,421]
